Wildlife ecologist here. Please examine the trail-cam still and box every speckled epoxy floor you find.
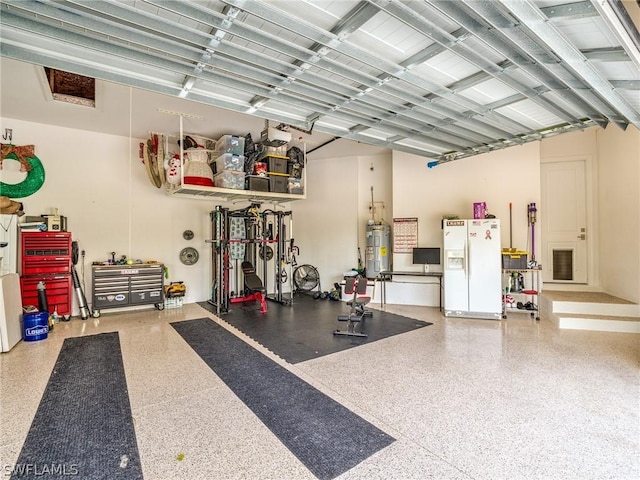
[541,290,635,304]
[1,301,638,480]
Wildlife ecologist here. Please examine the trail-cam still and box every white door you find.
[541,160,588,283]
[443,220,468,311]
[468,219,502,314]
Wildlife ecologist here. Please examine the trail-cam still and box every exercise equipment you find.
[333,275,372,338]
[328,283,342,301]
[259,245,274,260]
[229,261,267,313]
[208,204,297,315]
[263,209,295,305]
[179,246,199,265]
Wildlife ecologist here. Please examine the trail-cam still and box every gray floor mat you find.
[172,318,395,480]
[11,332,142,480]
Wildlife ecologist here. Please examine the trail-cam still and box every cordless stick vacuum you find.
[527,203,537,267]
[71,241,92,320]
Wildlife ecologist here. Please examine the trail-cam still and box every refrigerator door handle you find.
[466,242,470,277]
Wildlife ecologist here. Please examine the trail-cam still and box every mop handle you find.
[509,202,512,249]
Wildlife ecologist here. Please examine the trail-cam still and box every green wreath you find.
[0,153,46,198]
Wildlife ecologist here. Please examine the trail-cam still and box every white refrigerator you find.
[443,219,502,319]
[1,273,23,352]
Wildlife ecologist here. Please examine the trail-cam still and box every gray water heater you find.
[365,223,391,278]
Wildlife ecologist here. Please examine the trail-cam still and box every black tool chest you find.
[91,263,164,317]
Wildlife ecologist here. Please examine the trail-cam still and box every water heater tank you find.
[365,223,391,278]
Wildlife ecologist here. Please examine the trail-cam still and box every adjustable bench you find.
[333,275,372,337]
[229,261,267,313]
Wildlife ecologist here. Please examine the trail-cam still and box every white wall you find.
[298,142,541,306]
[291,152,394,291]
[392,142,541,270]
[357,153,393,268]
[1,116,373,311]
[540,128,600,289]
[4,117,637,310]
[291,156,358,290]
[596,125,640,303]
[541,126,640,303]
[1,118,221,312]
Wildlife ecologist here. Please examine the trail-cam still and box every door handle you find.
[577,234,586,240]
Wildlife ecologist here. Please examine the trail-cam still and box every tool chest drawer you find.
[20,274,72,316]
[92,264,164,316]
[19,231,72,275]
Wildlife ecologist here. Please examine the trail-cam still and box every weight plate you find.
[179,247,199,265]
[259,245,274,261]
[183,229,194,240]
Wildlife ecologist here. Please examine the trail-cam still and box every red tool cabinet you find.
[19,231,73,317]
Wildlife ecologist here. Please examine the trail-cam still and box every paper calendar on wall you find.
[393,217,418,253]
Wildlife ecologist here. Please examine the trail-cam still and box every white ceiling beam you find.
[499,0,640,129]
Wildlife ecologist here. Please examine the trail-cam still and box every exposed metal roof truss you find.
[1,0,639,163]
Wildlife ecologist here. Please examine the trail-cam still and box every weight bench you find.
[229,261,267,313]
[333,276,372,337]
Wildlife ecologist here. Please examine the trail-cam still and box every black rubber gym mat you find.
[171,318,395,480]
[199,293,431,364]
[11,333,142,480]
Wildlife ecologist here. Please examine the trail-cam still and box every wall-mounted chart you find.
[393,218,418,253]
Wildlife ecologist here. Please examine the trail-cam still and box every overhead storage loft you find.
[1,0,639,164]
[168,182,306,204]
[154,117,307,203]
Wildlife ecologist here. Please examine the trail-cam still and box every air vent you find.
[44,67,95,107]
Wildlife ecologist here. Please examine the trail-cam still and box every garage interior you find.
[1,1,639,479]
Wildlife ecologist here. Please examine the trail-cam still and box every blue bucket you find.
[22,312,49,342]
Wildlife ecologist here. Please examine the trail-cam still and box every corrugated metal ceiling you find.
[1,0,638,163]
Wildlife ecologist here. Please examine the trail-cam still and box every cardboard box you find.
[473,202,487,219]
